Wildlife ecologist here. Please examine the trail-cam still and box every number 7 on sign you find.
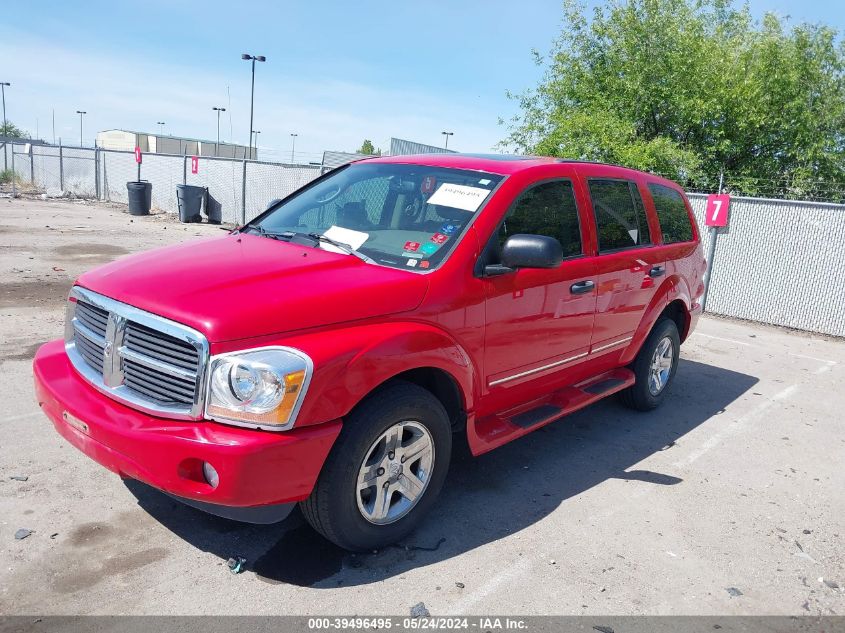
[711,200,722,222]
[705,194,730,227]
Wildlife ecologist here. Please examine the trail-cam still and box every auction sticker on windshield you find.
[321,225,369,253]
[427,183,492,212]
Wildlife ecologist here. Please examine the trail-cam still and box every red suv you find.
[34,154,704,551]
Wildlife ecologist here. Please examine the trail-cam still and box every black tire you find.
[300,380,452,551]
[619,318,681,411]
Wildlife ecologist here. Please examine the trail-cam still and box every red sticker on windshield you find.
[404,241,420,252]
[421,176,437,194]
[430,233,448,245]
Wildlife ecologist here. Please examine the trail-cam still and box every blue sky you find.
[2,0,843,162]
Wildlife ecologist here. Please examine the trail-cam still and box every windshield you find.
[252,163,504,270]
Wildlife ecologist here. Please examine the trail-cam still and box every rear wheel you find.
[301,381,452,551]
[620,318,680,411]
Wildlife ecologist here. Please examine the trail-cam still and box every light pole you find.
[290,133,298,163]
[241,53,266,159]
[1,82,9,170]
[212,107,226,155]
[441,131,454,150]
[76,110,87,147]
[157,121,166,136]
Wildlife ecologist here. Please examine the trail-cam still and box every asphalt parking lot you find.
[0,198,843,616]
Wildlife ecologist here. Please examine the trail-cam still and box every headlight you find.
[205,346,312,430]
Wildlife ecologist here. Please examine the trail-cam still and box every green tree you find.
[502,0,845,201]
[358,139,376,155]
[0,121,28,139]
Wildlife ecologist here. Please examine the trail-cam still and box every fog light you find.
[202,462,219,488]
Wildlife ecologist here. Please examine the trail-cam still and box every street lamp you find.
[157,121,166,137]
[241,53,266,159]
[441,131,454,150]
[290,133,298,163]
[76,110,87,147]
[212,107,226,155]
[1,82,10,170]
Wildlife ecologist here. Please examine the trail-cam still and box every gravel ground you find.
[0,198,843,616]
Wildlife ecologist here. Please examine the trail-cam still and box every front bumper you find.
[33,340,341,517]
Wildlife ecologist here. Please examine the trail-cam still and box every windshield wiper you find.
[307,232,376,264]
[243,227,375,263]
[243,224,288,240]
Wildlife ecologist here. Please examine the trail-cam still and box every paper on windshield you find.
[321,225,369,254]
[427,183,491,212]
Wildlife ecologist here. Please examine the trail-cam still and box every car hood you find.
[76,233,429,342]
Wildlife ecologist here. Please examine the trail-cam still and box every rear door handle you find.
[649,266,665,278]
[570,280,595,294]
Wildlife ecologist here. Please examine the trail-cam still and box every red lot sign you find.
[191,156,199,174]
[134,146,142,164]
[705,194,731,227]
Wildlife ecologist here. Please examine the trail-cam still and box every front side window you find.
[648,183,694,244]
[588,179,652,252]
[498,180,582,258]
[254,163,504,270]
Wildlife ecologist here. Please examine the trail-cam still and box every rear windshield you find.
[254,163,504,270]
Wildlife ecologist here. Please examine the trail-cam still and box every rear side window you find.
[648,183,694,243]
[588,180,652,252]
[499,180,582,258]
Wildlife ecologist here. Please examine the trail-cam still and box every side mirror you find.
[265,198,282,211]
[484,234,563,275]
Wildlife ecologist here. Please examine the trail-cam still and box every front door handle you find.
[649,266,665,278]
[570,280,595,294]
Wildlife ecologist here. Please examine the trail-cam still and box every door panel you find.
[481,178,596,393]
[593,250,665,347]
[484,259,597,387]
[587,179,665,348]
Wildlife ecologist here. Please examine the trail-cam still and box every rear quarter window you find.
[648,183,694,244]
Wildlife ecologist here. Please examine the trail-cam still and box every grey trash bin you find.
[176,184,205,223]
[127,181,152,216]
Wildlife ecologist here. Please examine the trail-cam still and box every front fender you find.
[619,276,690,365]
[222,322,478,428]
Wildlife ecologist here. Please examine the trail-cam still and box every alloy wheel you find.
[356,421,435,525]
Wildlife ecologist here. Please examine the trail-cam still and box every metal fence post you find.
[11,143,16,198]
[701,171,724,312]
[29,145,34,184]
[241,158,247,224]
[183,152,187,185]
[103,151,109,201]
[59,139,64,192]
[94,148,100,199]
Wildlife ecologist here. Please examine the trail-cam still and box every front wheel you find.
[300,381,452,551]
[619,318,681,411]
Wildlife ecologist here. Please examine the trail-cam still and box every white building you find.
[95,129,255,159]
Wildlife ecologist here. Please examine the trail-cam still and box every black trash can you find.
[176,184,205,223]
[127,181,152,216]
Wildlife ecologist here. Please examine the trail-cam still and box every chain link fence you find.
[2,141,322,224]
[688,194,845,337]
[2,140,843,336]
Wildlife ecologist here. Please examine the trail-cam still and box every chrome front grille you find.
[72,301,109,374]
[124,323,200,372]
[65,287,209,420]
